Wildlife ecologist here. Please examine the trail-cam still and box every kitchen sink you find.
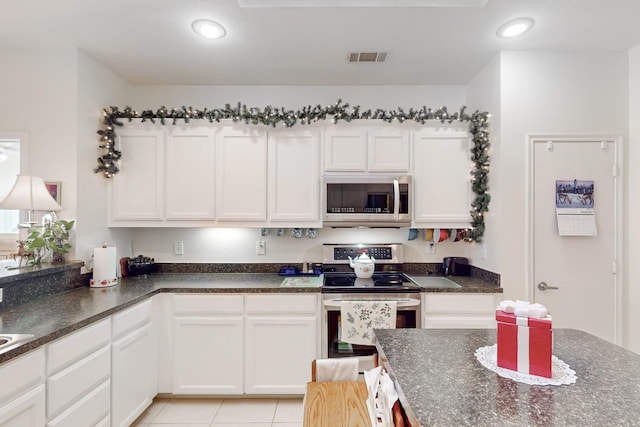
[0,334,34,355]
[407,276,462,289]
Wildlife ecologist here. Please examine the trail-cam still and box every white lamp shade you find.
[0,175,63,211]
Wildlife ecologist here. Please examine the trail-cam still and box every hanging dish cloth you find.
[341,301,397,345]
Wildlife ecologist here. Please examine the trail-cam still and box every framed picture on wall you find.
[45,181,61,204]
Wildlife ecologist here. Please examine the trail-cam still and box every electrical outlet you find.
[481,243,487,259]
[426,242,436,254]
[256,240,266,255]
[0,288,3,303]
[174,241,184,255]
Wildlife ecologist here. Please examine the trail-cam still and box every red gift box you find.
[496,309,553,378]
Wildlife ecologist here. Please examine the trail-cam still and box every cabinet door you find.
[111,322,156,427]
[0,385,45,427]
[244,316,317,394]
[324,127,367,172]
[46,380,110,427]
[422,293,498,329]
[165,128,216,220]
[368,129,410,172]
[216,128,267,222]
[413,129,473,226]
[172,316,244,394]
[109,128,165,222]
[268,130,321,224]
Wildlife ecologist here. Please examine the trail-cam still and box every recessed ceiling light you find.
[496,17,534,38]
[192,19,226,39]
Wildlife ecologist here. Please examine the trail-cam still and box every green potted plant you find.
[43,219,75,263]
[23,219,75,265]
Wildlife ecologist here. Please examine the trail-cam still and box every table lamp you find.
[0,175,63,228]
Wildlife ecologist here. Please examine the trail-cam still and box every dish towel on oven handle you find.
[340,301,397,345]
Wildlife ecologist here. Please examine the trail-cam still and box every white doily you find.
[475,344,577,386]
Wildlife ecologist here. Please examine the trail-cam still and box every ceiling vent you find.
[349,52,388,63]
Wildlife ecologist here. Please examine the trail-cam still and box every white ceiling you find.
[1,0,639,86]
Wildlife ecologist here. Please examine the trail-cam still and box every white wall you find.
[465,54,502,275]
[498,51,628,304]
[125,85,474,264]
[0,48,77,230]
[627,45,640,353]
[76,50,133,266]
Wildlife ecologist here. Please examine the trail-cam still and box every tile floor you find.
[131,397,304,427]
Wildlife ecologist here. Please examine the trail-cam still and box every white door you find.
[530,136,621,344]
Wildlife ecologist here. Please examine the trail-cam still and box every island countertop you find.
[374,328,640,426]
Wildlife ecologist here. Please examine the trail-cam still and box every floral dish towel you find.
[340,301,397,345]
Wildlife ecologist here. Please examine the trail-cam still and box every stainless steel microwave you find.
[323,175,411,227]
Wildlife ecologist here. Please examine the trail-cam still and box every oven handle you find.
[322,299,420,309]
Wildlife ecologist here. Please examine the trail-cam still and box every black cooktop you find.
[322,272,420,293]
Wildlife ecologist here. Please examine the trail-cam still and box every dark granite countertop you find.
[374,328,640,426]
[0,270,501,366]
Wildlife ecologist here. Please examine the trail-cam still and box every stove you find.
[321,243,421,360]
[321,243,420,293]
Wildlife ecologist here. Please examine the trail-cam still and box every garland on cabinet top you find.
[94,100,490,242]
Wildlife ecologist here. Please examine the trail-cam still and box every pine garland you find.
[95,100,490,241]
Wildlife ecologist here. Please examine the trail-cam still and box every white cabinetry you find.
[268,130,321,226]
[109,127,165,224]
[216,128,268,223]
[244,294,319,394]
[0,349,45,427]
[412,128,473,227]
[172,294,244,394]
[422,293,498,329]
[46,319,111,426]
[165,127,216,221]
[111,300,156,427]
[324,125,409,173]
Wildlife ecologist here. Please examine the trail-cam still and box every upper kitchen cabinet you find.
[165,127,216,221]
[324,125,410,173]
[412,127,473,227]
[108,126,165,224]
[215,128,268,223]
[267,130,321,227]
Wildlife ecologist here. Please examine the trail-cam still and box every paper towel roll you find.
[90,246,118,288]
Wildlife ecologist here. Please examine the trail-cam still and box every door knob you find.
[537,281,559,291]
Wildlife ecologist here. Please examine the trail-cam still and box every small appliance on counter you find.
[278,263,322,276]
[120,255,156,277]
[441,257,470,276]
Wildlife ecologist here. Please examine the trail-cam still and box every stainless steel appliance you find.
[321,243,421,362]
[323,175,411,227]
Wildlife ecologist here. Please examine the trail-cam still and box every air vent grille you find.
[349,52,388,63]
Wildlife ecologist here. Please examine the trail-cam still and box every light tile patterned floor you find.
[131,397,303,427]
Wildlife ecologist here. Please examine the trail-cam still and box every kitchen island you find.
[374,328,640,426]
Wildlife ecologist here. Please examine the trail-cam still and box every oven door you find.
[321,297,420,362]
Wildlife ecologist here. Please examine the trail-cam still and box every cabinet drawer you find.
[47,379,110,427]
[112,299,152,338]
[173,294,244,315]
[245,294,318,314]
[47,345,110,419]
[423,293,497,314]
[47,318,110,375]
[0,348,45,406]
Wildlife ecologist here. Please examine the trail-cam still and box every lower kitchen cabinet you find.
[422,293,498,329]
[170,293,319,396]
[0,349,46,427]
[172,294,244,394]
[46,318,111,425]
[111,299,157,427]
[244,294,319,394]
